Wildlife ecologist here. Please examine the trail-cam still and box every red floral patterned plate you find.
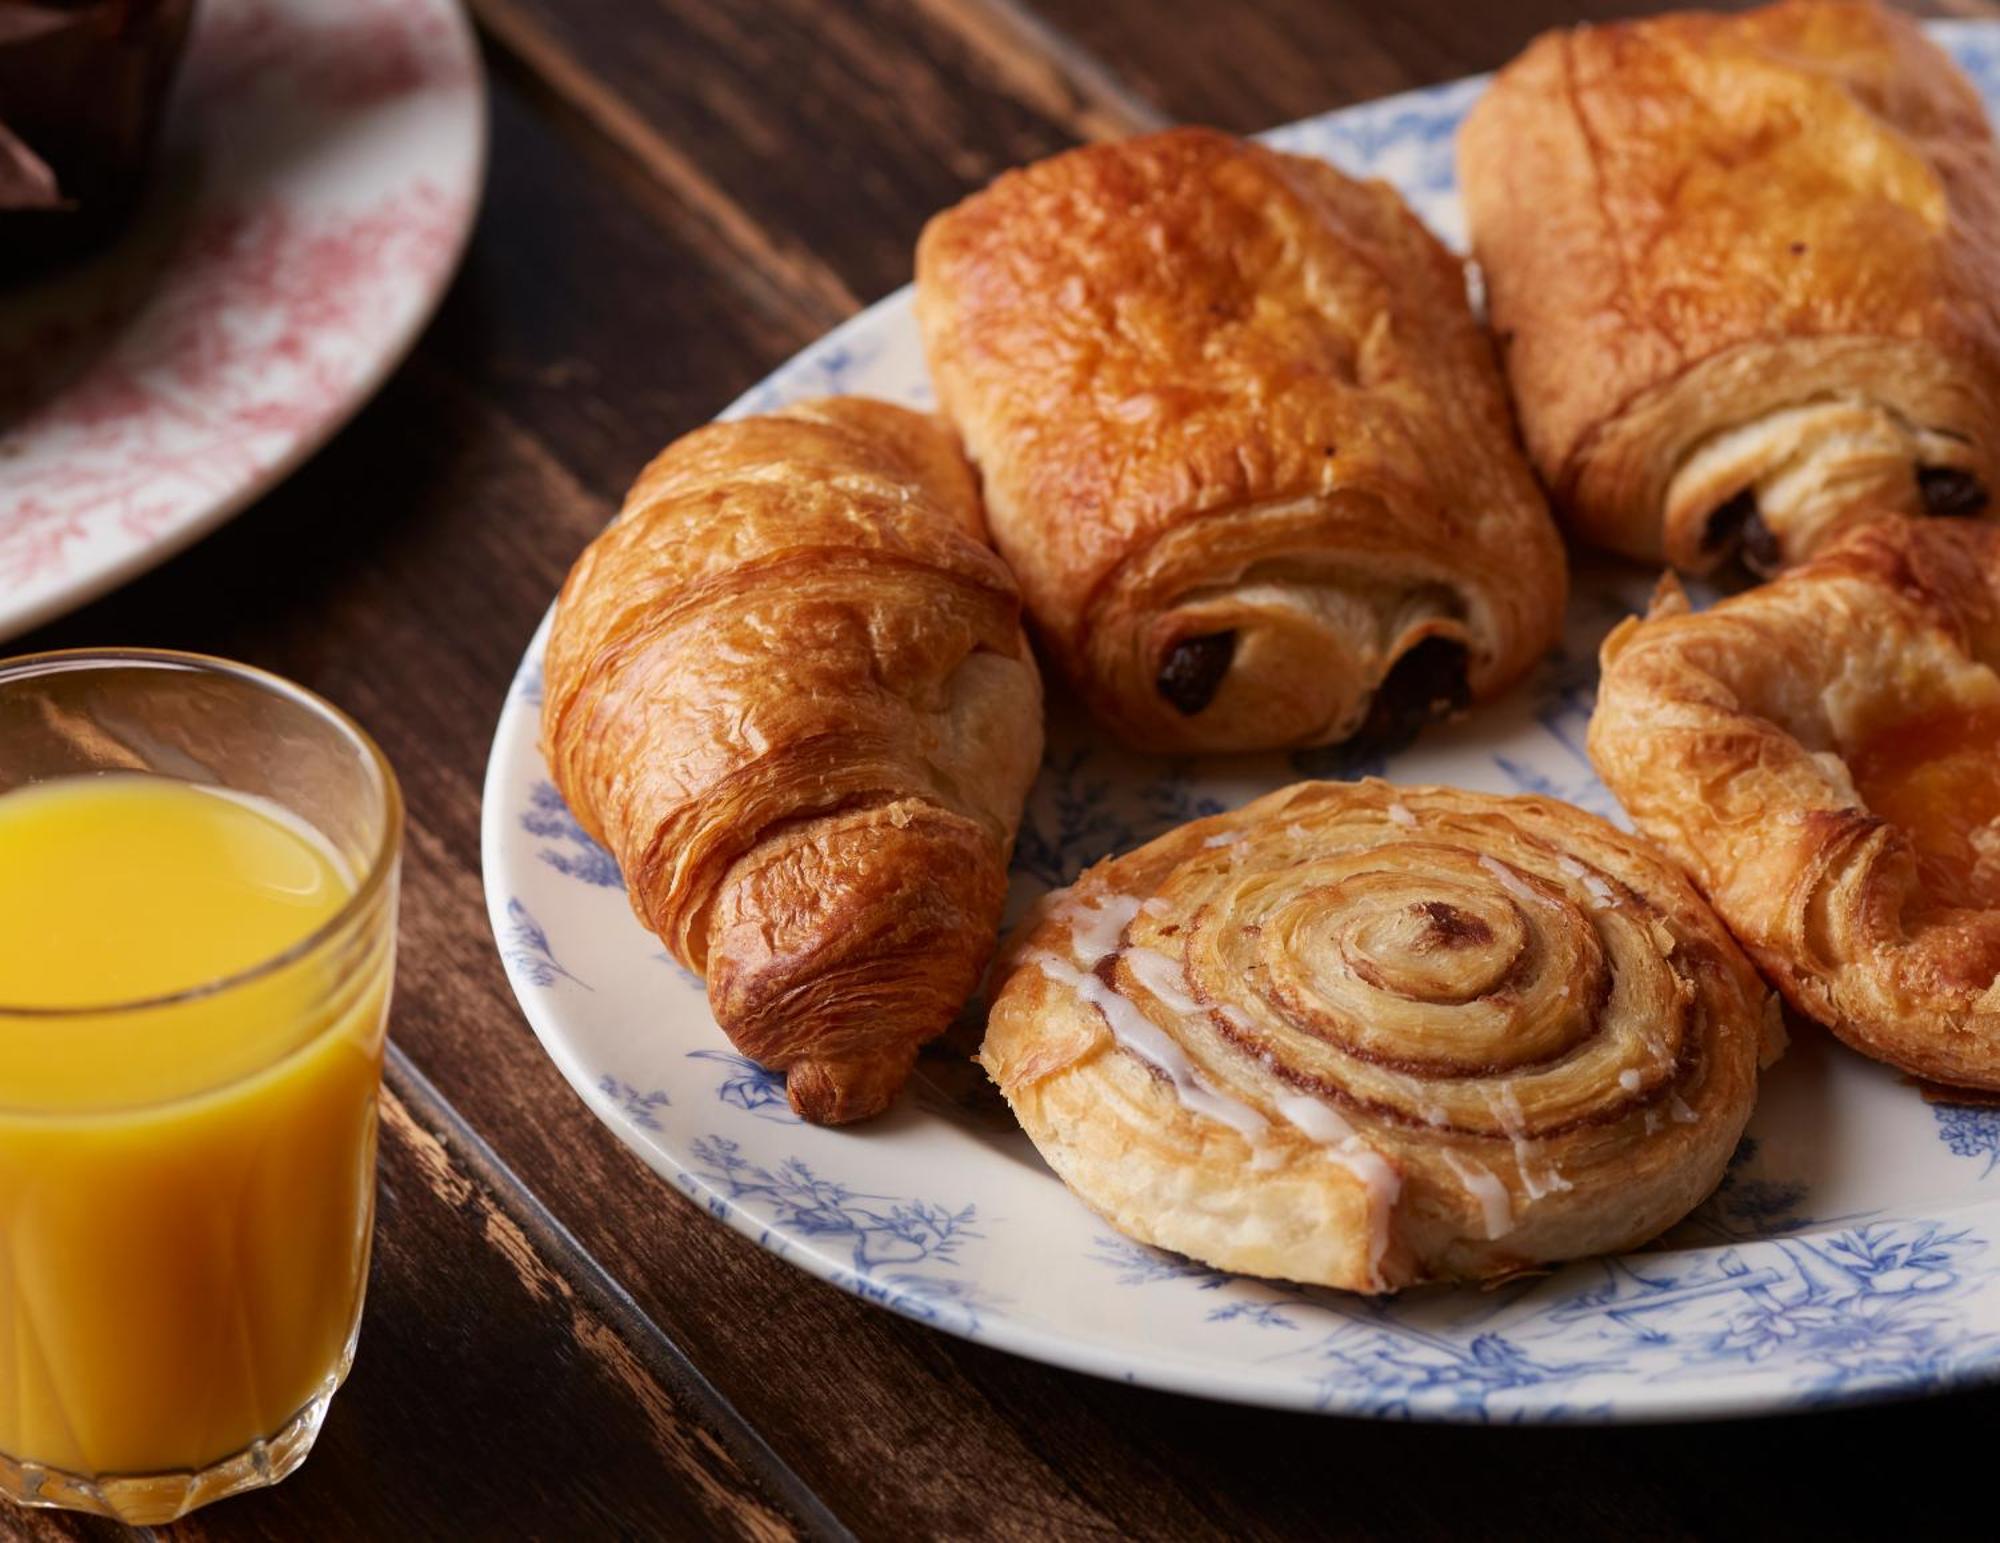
[0,0,484,641]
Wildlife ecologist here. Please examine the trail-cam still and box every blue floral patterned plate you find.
[482,23,2000,1421]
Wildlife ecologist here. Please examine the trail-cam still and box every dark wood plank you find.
[1026,0,1964,133]
[466,0,1158,313]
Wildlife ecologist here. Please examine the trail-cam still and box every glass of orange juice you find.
[0,649,400,1526]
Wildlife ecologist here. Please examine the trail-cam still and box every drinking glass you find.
[0,649,400,1525]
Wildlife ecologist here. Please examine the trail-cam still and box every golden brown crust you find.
[916,127,1565,754]
[541,397,1044,1123]
[1460,0,2000,573]
[981,779,1770,1292]
[1590,515,2000,1088]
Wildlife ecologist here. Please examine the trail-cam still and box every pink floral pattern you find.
[0,0,481,634]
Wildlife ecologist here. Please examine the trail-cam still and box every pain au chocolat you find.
[917,127,1565,755]
[1460,0,2000,575]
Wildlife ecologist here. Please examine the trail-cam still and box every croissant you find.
[540,397,1044,1123]
[982,779,1773,1292]
[915,127,1566,755]
[1591,516,2000,1089]
[1459,0,2000,575]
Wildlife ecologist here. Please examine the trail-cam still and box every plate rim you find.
[0,0,490,644]
[478,23,2000,1423]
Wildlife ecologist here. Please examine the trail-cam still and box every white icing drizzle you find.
[1644,1108,1664,1134]
[1065,894,1142,961]
[1285,823,1312,841]
[1202,829,1246,848]
[1122,945,1205,1019]
[1033,952,1271,1144]
[1439,1150,1515,1240]
[1275,1095,1402,1290]
[1556,854,1587,879]
[1581,873,1616,909]
[1486,1083,1574,1201]
[1273,1093,1355,1144]
[1044,889,1407,1285]
[1139,896,1173,919]
[1387,802,1417,828]
[1669,1094,1699,1125]
[1618,1069,1643,1093]
[1478,853,1554,909]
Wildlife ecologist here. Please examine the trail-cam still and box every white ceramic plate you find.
[482,21,2000,1421]
[0,0,484,643]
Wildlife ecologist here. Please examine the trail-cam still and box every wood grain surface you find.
[8,1,2000,1537]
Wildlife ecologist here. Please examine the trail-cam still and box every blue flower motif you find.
[1933,1101,2000,1177]
[1012,747,1134,890]
[1140,763,1227,836]
[1549,1219,1994,1399]
[1090,1233,1234,1291]
[690,1136,979,1273]
[688,1049,796,1122]
[598,1074,669,1131]
[1675,1137,1814,1242]
[522,780,622,888]
[1296,1320,1620,1422]
[1206,1301,1298,1331]
[502,898,589,990]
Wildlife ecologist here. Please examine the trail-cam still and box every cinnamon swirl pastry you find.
[1459,0,2000,575]
[916,127,1566,754]
[981,780,1773,1292]
[1591,516,2000,1090]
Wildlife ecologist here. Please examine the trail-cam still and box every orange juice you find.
[0,774,392,1482]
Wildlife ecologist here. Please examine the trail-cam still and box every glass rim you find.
[0,647,403,1019]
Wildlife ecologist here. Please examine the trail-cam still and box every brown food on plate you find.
[1591,516,2000,1089]
[540,397,1044,1125]
[1460,0,2000,576]
[916,126,1565,755]
[981,779,1773,1293]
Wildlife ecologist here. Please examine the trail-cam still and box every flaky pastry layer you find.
[982,780,1771,1292]
[917,127,1564,753]
[1591,516,2000,1088]
[541,398,1043,1123]
[1460,0,2000,573]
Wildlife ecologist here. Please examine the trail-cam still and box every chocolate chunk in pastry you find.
[982,779,1773,1293]
[1155,630,1236,717]
[1918,465,1989,518]
[1359,635,1470,748]
[1460,0,2000,574]
[917,127,1566,754]
[1592,516,2000,1089]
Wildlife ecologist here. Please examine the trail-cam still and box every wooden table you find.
[15,1,2000,1536]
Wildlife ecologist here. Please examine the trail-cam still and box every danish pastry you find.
[981,780,1772,1291]
[1592,516,2000,1089]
